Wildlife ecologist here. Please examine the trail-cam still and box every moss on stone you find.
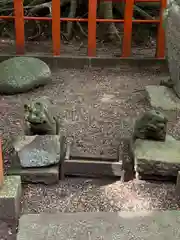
[0,176,21,198]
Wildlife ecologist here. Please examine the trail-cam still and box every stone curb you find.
[0,55,168,71]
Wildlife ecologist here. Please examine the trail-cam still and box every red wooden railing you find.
[0,0,166,58]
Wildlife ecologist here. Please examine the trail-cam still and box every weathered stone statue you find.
[133,110,168,142]
[24,97,60,135]
[165,0,180,98]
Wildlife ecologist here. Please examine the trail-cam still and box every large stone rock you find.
[166,1,180,98]
[134,135,180,177]
[0,57,51,94]
[12,135,61,168]
[145,85,180,111]
[17,211,180,240]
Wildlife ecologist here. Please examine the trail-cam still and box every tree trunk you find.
[65,0,77,40]
[98,1,121,43]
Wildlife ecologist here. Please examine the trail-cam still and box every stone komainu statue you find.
[133,110,168,142]
[24,97,60,135]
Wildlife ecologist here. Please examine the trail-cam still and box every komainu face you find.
[133,110,168,141]
[24,97,58,135]
[24,101,48,125]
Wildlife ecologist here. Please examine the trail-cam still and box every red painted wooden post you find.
[0,140,4,188]
[52,0,61,55]
[88,0,97,57]
[14,0,25,55]
[0,0,165,59]
[156,0,167,58]
[122,0,135,57]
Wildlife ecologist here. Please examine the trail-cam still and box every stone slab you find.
[145,85,180,111]
[8,165,59,185]
[136,173,177,182]
[12,135,61,168]
[17,211,180,240]
[0,55,168,71]
[0,176,21,220]
[134,135,180,177]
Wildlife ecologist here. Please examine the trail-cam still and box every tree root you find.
[76,21,87,37]
[113,2,154,20]
[134,5,154,20]
[29,2,52,15]
[26,20,41,40]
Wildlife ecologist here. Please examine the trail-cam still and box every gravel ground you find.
[0,66,173,164]
[1,66,180,239]
[21,178,180,214]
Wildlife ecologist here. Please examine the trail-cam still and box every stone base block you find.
[145,85,180,111]
[0,176,21,220]
[63,141,122,178]
[176,171,180,195]
[17,211,180,240]
[136,173,177,182]
[134,135,180,180]
[8,165,59,185]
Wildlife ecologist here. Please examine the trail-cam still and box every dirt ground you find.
[0,38,156,58]
[0,220,18,240]
[1,64,180,239]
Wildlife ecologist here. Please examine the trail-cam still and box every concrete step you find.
[17,211,180,239]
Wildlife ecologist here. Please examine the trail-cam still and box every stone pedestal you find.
[133,135,180,180]
[8,165,59,185]
[0,176,21,220]
[8,135,65,184]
